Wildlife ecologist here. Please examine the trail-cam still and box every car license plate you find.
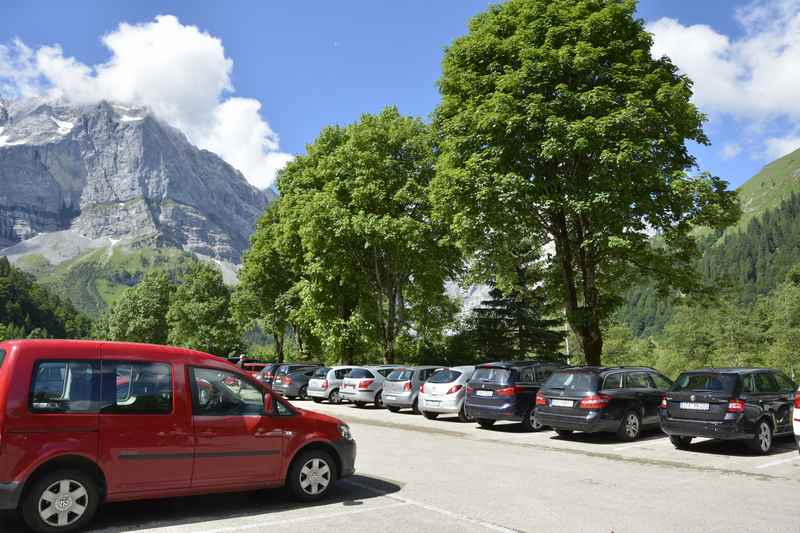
[343,383,353,390]
[680,402,709,410]
[476,390,493,397]
[385,395,396,401]
[551,399,573,408]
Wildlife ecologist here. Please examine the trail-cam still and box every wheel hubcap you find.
[530,411,542,429]
[331,391,340,403]
[759,424,771,451]
[626,415,639,437]
[299,458,331,495]
[39,479,88,527]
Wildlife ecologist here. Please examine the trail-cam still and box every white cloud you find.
[764,135,800,160]
[648,0,800,160]
[0,15,290,189]
[722,143,742,159]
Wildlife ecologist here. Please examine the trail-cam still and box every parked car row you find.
[292,360,799,456]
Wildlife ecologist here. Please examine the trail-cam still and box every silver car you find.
[419,366,476,421]
[340,366,400,408]
[308,366,356,404]
[382,366,440,413]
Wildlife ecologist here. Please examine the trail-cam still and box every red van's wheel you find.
[287,449,338,502]
[22,469,100,533]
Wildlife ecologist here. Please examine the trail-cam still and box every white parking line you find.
[188,501,411,533]
[612,439,670,452]
[755,455,800,470]
[343,479,518,533]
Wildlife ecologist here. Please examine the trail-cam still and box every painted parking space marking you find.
[755,455,800,469]
[612,438,671,452]
[343,479,519,533]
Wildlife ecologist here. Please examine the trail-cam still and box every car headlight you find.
[338,423,353,441]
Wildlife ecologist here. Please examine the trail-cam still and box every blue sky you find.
[1,0,796,190]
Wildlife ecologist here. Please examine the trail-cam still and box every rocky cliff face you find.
[0,98,271,262]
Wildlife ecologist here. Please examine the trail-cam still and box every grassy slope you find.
[733,147,800,230]
[18,246,197,317]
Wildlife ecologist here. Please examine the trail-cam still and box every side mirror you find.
[264,393,274,414]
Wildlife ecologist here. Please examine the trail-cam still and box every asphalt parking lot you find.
[3,401,799,533]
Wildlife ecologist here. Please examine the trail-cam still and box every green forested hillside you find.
[735,147,800,230]
[0,257,92,340]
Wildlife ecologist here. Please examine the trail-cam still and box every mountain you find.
[0,98,272,262]
[0,98,273,315]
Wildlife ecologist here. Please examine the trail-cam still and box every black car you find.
[465,361,565,431]
[255,362,282,385]
[659,368,796,454]
[535,367,674,441]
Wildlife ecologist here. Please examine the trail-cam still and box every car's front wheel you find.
[287,449,338,502]
[669,435,693,450]
[747,420,773,454]
[22,469,100,533]
[297,386,309,400]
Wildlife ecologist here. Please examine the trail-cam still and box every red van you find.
[0,340,356,533]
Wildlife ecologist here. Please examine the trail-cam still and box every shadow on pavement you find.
[0,474,401,533]
[549,429,668,445]
[673,434,797,457]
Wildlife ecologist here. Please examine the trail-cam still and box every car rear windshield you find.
[387,369,414,381]
[428,369,461,383]
[673,373,738,394]
[347,368,374,379]
[472,367,511,384]
[544,371,599,393]
[312,367,330,378]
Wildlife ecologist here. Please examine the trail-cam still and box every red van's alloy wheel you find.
[22,469,100,533]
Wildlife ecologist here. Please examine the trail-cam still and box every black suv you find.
[534,367,674,441]
[659,368,796,454]
[465,361,565,431]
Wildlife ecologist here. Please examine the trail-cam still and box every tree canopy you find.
[431,0,739,365]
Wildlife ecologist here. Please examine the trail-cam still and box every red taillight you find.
[535,391,546,406]
[358,379,374,390]
[794,393,800,409]
[284,376,293,385]
[727,399,745,413]
[579,394,610,410]
[495,386,516,397]
[466,386,474,395]
[419,384,425,393]
[404,382,412,392]
[660,395,668,409]
[265,373,273,379]
[447,384,463,395]
[321,379,329,390]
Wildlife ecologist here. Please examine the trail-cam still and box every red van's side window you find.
[190,367,264,416]
[30,360,102,412]
[102,362,173,415]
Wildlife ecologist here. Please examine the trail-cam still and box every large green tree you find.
[101,271,175,344]
[167,263,243,356]
[431,0,739,365]
[279,107,461,363]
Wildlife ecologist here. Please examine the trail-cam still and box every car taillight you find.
[794,392,800,409]
[447,384,463,394]
[660,395,668,409]
[358,379,374,390]
[284,376,293,385]
[535,391,546,406]
[404,382,412,392]
[579,394,610,410]
[727,399,746,413]
[322,379,329,390]
[265,373,273,379]
[495,386,516,397]
[466,386,474,395]
[420,384,425,393]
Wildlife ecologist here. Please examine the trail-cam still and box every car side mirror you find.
[264,393,274,415]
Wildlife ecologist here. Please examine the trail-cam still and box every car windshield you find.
[673,373,738,394]
[429,369,462,383]
[312,367,330,378]
[544,372,599,393]
[387,369,414,381]
[347,368,373,379]
[472,367,511,384]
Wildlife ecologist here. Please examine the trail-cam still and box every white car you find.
[419,366,475,421]
[340,366,400,408]
[794,386,800,454]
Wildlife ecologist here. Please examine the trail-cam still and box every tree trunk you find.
[273,328,285,363]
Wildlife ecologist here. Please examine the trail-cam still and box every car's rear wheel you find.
[747,420,773,454]
[22,469,100,533]
[555,429,573,438]
[329,389,342,404]
[521,407,544,432]
[387,406,400,413]
[669,435,693,450]
[297,386,309,401]
[423,411,439,420]
[353,401,367,408]
[617,410,642,441]
[287,449,338,502]
[477,418,495,429]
